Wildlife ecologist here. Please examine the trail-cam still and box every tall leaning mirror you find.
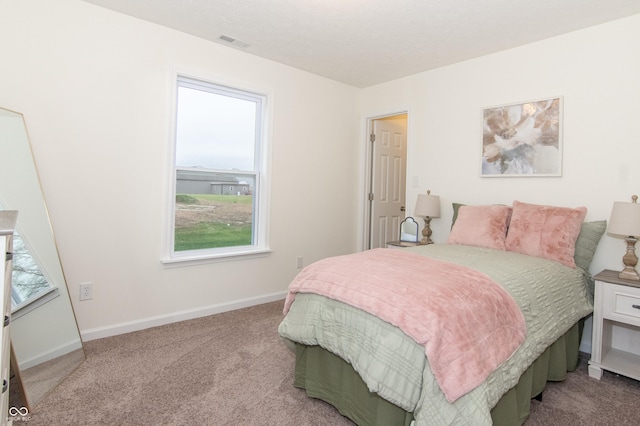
[0,107,85,410]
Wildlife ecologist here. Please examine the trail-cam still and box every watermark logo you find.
[8,406,30,422]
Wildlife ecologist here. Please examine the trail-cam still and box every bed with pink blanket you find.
[278,202,605,425]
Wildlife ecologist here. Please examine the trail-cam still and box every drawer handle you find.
[2,379,6,393]
[633,304,640,310]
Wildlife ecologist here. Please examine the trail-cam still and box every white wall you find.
[2,0,638,346]
[359,14,640,277]
[358,14,640,351]
[0,0,360,339]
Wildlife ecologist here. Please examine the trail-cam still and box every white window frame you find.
[162,73,271,267]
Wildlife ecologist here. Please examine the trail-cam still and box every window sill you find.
[161,247,272,268]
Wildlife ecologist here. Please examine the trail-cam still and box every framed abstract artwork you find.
[481,96,562,177]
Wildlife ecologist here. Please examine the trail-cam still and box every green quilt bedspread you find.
[278,244,593,425]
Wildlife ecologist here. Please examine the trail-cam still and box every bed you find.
[278,201,606,425]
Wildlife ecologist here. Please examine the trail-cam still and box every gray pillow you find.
[451,202,465,229]
[574,220,606,271]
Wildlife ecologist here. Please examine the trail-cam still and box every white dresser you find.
[0,211,17,423]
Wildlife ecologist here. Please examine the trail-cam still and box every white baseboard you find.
[19,339,84,370]
[80,291,287,342]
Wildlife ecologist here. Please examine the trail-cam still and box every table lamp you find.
[414,190,440,245]
[608,195,640,281]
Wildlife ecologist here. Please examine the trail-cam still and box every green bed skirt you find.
[294,319,584,425]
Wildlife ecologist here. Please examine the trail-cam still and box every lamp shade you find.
[415,191,441,218]
[608,197,640,237]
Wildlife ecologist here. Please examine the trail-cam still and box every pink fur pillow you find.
[505,201,587,268]
[447,205,512,250]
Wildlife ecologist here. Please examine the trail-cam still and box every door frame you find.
[362,111,409,250]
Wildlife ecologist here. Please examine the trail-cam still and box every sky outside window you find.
[175,86,256,171]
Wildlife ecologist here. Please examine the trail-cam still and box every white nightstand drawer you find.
[603,283,640,324]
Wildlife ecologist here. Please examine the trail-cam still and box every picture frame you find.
[481,96,563,177]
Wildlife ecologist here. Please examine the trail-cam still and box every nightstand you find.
[589,269,640,381]
[386,240,420,249]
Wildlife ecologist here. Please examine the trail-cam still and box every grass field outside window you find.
[174,194,253,251]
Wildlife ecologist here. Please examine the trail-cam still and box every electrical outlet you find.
[79,282,93,301]
[296,256,304,269]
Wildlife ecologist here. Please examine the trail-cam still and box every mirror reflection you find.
[12,232,56,310]
[0,107,85,410]
[400,216,419,242]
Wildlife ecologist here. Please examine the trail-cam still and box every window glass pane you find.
[174,170,255,251]
[11,233,53,310]
[0,198,55,311]
[173,77,263,255]
[176,86,256,171]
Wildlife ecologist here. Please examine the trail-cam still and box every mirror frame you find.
[0,107,85,411]
[399,216,419,243]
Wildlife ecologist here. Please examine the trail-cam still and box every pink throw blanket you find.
[283,248,526,403]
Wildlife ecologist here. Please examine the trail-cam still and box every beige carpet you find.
[10,300,640,425]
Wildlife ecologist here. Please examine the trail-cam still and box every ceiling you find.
[82,0,640,88]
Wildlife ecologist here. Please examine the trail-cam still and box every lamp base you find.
[620,237,640,281]
[619,267,640,281]
[419,216,434,245]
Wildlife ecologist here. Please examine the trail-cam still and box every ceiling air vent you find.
[219,35,249,48]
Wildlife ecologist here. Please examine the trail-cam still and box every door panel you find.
[369,116,407,248]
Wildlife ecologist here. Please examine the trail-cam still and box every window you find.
[0,199,57,316]
[11,232,57,314]
[12,232,51,308]
[167,75,269,262]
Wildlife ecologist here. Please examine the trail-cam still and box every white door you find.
[368,115,407,249]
